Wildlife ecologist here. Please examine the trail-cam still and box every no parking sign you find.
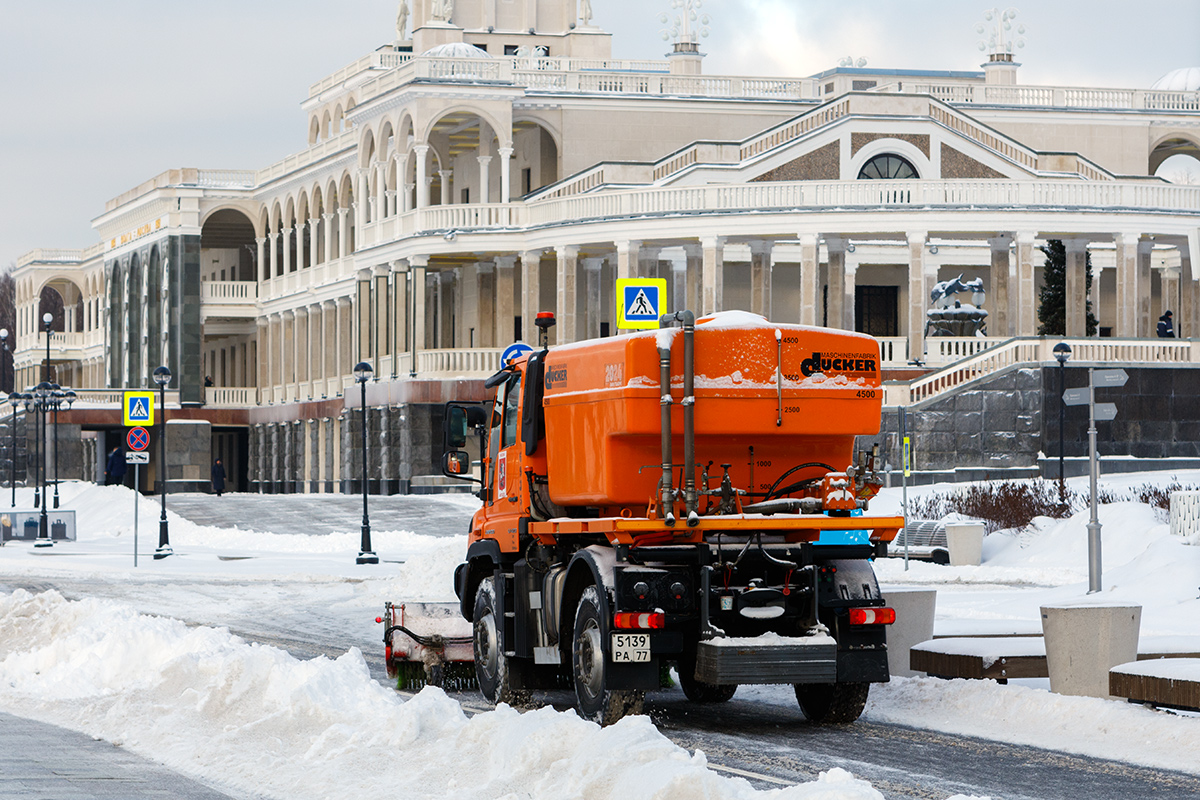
[127,427,150,451]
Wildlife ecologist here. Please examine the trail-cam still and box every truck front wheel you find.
[572,585,644,725]
[794,682,869,723]
[473,577,530,707]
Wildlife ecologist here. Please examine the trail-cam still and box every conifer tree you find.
[1036,239,1098,336]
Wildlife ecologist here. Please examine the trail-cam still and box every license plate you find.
[611,633,651,663]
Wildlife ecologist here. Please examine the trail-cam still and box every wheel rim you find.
[576,618,604,699]
[476,609,499,681]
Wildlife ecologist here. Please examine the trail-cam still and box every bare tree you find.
[0,263,14,393]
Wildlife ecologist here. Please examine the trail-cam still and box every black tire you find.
[473,576,530,707]
[572,585,644,725]
[677,653,737,703]
[794,682,870,723]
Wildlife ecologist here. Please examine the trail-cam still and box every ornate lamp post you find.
[26,392,39,508]
[1053,342,1072,498]
[7,391,18,508]
[152,365,172,560]
[50,387,73,509]
[353,361,378,565]
[33,381,52,546]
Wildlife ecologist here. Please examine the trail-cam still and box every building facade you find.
[9,0,1200,488]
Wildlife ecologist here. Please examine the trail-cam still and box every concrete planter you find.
[1041,604,1141,698]
[881,587,937,678]
[945,522,984,566]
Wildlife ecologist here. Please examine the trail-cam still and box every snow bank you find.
[0,590,885,800]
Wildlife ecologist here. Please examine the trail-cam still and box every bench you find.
[1110,659,1200,712]
[886,520,948,564]
[910,635,1200,684]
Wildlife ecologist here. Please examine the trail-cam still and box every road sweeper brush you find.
[378,601,476,691]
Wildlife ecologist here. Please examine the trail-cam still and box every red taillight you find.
[613,612,665,630]
[848,607,895,626]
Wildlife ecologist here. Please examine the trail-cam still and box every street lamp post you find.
[1053,342,1072,499]
[353,361,378,565]
[25,392,39,509]
[0,328,8,394]
[34,382,52,546]
[153,365,172,560]
[7,392,18,508]
[51,388,73,509]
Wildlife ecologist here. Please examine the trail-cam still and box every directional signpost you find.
[124,422,152,568]
[1063,367,1127,593]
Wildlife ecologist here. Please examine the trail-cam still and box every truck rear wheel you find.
[572,585,644,725]
[794,682,869,723]
[473,576,530,707]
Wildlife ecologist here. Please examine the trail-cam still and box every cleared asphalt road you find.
[166,491,476,538]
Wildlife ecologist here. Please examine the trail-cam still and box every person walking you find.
[104,446,127,486]
[211,459,226,497]
[1157,310,1175,338]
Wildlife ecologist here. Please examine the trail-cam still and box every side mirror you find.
[442,450,471,478]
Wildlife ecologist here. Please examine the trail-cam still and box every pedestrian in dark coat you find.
[1157,311,1175,338]
[211,459,226,496]
[104,446,127,486]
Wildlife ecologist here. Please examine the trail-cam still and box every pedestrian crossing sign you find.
[123,391,155,426]
[616,278,667,330]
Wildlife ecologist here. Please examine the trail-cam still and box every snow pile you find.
[0,589,884,800]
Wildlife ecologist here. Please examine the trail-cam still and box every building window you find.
[855,286,899,337]
[857,154,918,180]
[852,80,877,91]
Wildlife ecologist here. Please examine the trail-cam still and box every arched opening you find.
[201,209,257,281]
[1152,149,1200,185]
[857,154,919,180]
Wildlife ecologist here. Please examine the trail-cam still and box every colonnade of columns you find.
[258,208,352,283]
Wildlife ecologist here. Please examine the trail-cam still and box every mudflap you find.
[838,648,890,684]
[608,660,661,691]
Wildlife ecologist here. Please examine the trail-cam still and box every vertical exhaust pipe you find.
[657,339,675,527]
[661,310,698,526]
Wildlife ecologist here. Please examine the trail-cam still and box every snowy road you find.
[6,568,1194,800]
[3,481,1199,800]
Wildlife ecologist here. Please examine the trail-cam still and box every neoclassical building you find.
[9,0,1200,490]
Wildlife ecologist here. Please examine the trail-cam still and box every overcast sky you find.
[2,0,1197,269]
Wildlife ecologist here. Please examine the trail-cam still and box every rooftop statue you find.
[580,0,593,26]
[395,0,409,41]
[431,0,455,23]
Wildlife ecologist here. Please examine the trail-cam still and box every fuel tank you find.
[540,311,883,507]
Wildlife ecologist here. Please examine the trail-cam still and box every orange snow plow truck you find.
[407,310,902,724]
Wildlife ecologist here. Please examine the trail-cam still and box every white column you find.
[322,214,335,264]
[1137,238,1153,337]
[356,168,370,230]
[616,240,640,281]
[376,165,387,217]
[439,170,453,205]
[583,257,604,339]
[410,255,428,354]
[799,234,820,327]
[521,250,543,345]
[556,245,579,345]
[1064,238,1088,338]
[308,219,320,269]
[281,227,292,275]
[335,297,351,384]
[256,237,267,282]
[414,145,430,209]
[1115,233,1139,338]
[477,156,492,204]
[750,240,774,321]
[701,237,724,315]
[294,306,308,398]
[1015,232,1037,336]
[906,232,929,357]
[498,146,514,202]
[337,209,350,259]
[843,255,858,332]
[495,255,516,345]
[671,255,687,314]
[684,243,702,314]
[989,234,1012,337]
